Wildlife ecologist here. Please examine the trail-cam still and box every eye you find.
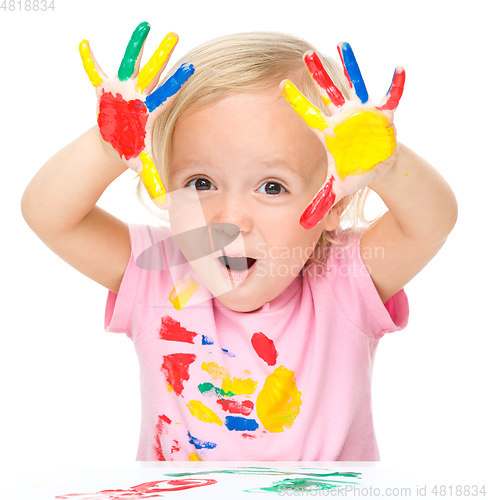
[185,177,216,191]
[257,181,286,195]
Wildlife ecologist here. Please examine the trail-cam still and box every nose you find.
[210,194,253,234]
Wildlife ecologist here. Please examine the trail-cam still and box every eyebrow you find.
[172,160,303,178]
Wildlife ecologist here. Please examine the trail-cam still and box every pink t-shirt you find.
[104,223,409,461]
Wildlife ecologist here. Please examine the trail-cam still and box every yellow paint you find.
[187,400,223,426]
[321,95,331,107]
[243,369,251,375]
[202,361,230,381]
[256,366,302,433]
[79,40,103,87]
[138,152,167,204]
[326,109,396,181]
[222,377,258,396]
[189,452,202,461]
[166,383,173,393]
[168,277,199,310]
[136,33,178,93]
[281,80,329,131]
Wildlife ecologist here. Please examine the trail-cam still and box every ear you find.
[321,197,347,232]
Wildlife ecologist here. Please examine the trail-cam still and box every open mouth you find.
[217,256,257,271]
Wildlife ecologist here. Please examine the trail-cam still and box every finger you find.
[136,32,179,94]
[138,152,169,208]
[337,42,369,104]
[145,63,195,113]
[376,66,405,111]
[303,51,345,109]
[280,80,329,131]
[299,174,337,230]
[118,21,151,81]
[79,40,106,87]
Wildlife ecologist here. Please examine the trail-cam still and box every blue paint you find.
[224,416,259,432]
[221,348,236,357]
[386,68,396,96]
[187,432,217,450]
[145,62,195,112]
[202,335,214,345]
[340,43,369,104]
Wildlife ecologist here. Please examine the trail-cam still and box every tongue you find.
[220,256,256,271]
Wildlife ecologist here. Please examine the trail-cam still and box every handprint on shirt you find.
[281,42,405,229]
[79,22,194,208]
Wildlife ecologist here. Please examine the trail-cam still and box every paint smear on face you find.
[251,332,278,366]
[224,415,259,432]
[161,353,196,396]
[217,398,254,416]
[168,277,199,310]
[256,366,302,433]
[198,382,235,398]
[222,377,258,396]
[97,90,148,160]
[326,109,396,180]
[187,400,223,425]
[159,315,197,343]
[188,431,217,449]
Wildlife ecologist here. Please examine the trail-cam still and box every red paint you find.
[97,90,148,160]
[304,52,345,107]
[376,67,405,111]
[242,433,256,439]
[159,315,197,343]
[56,479,217,499]
[161,352,196,396]
[171,439,181,454]
[217,398,254,416]
[251,332,278,366]
[300,176,336,230]
[154,414,171,461]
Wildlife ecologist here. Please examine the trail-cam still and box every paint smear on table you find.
[55,478,217,499]
[55,467,361,498]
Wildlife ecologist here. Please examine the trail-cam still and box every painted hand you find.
[281,42,405,229]
[79,21,194,208]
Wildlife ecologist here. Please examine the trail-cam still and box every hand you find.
[281,42,405,229]
[79,21,194,208]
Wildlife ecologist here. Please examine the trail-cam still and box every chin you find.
[215,294,264,313]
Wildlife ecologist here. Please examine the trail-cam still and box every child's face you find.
[170,90,340,312]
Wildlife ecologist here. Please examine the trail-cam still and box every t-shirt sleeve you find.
[104,222,171,340]
[323,229,409,339]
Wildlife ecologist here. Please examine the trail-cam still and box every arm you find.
[21,126,131,295]
[22,22,193,295]
[360,143,458,303]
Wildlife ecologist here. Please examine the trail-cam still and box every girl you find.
[21,22,457,461]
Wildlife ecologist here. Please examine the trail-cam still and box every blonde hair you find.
[135,31,380,271]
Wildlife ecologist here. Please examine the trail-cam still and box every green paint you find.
[161,467,362,493]
[198,382,235,398]
[163,467,361,479]
[245,477,361,493]
[118,22,150,81]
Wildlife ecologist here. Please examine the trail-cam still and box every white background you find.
[1,0,486,483]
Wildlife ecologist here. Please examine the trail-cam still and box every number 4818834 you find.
[1,0,55,10]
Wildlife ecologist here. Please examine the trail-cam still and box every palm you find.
[79,22,194,208]
[282,42,405,229]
